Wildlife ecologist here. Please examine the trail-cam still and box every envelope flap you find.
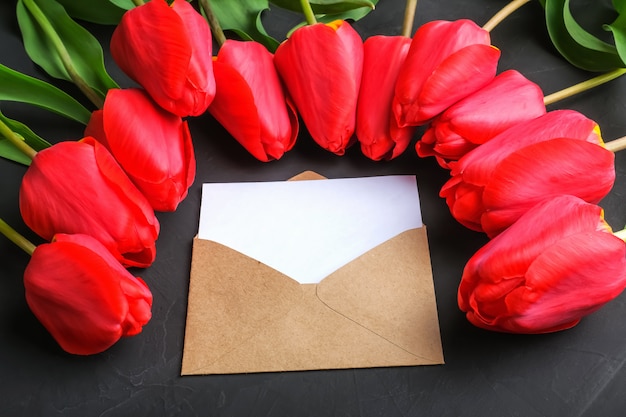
[316,227,443,362]
[182,238,303,374]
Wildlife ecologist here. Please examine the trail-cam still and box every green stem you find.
[300,0,317,25]
[199,0,226,47]
[401,0,419,38]
[0,218,36,256]
[0,118,37,160]
[21,0,104,109]
[544,68,626,106]
[482,0,530,32]
[131,0,145,6]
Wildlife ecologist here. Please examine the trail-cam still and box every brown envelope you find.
[181,172,444,375]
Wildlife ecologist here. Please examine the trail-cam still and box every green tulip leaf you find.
[0,111,51,166]
[285,0,378,36]
[54,0,130,24]
[316,0,378,21]
[16,0,119,100]
[107,0,135,10]
[603,0,626,65]
[0,63,91,125]
[270,0,375,14]
[544,0,624,71]
[208,0,280,52]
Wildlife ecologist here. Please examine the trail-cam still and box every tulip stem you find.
[544,68,626,106]
[401,0,419,37]
[131,0,145,6]
[199,0,226,47]
[0,118,37,160]
[613,228,626,242]
[0,218,36,256]
[300,0,317,25]
[21,0,105,109]
[482,0,531,32]
[605,136,626,153]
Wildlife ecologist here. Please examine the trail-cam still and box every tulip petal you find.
[209,60,267,161]
[481,138,615,237]
[20,140,159,268]
[274,21,363,155]
[455,110,600,180]
[448,72,545,145]
[458,196,622,334]
[24,233,153,354]
[394,19,498,126]
[357,35,415,161]
[86,88,195,212]
[86,137,160,265]
[503,232,626,333]
[111,0,191,103]
[220,40,296,159]
[465,196,608,286]
[101,90,178,183]
[396,20,491,100]
[25,239,127,354]
[425,70,545,156]
[413,44,500,123]
[171,0,215,99]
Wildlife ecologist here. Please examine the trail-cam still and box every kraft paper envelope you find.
[181,172,444,375]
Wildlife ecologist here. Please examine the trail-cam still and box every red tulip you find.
[85,88,195,212]
[356,35,416,161]
[208,40,298,162]
[274,20,363,155]
[19,138,160,268]
[393,19,500,127]
[24,233,153,355]
[110,0,215,117]
[458,195,626,334]
[440,110,613,237]
[417,70,546,168]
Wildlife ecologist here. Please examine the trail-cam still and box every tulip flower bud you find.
[356,35,416,161]
[274,20,363,155]
[24,233,153,355]
[19,138,160,268]
[440,110,613,237]
[458,195,626,334]
[86,88,195,212]
[110,0,215,117]
[208,40,298,162]
[418,70,546,168]
[393,19,500,127]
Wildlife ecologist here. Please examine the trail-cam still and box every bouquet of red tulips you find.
[2,0,626,355]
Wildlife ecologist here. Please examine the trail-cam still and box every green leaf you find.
[0,64,91,125]
[107,0,135,9]
[209,0,280,52]
[270,0,375,14]
[316,0,378,21]
[615,0,626,13]
[285,0,378,36]
[0,112,51,166]
[16,0,119,100]
[604,0,626,64]
[544,0,624,71]
[562,0,617,54]
[54,0,132,25]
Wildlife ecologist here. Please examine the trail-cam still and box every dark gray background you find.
[2,0,626,416]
